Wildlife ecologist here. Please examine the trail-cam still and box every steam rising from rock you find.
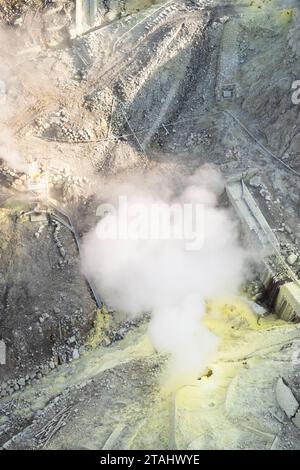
[0,22,66,172]
[81,166,248,383]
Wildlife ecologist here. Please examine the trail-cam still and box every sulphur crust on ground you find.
[4,298,300,450]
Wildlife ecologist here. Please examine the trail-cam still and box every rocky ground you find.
[0,0,300,450]
[2,302,300,450]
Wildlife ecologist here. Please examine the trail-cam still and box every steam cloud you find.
[0,20,65,173]
[82,166,248,383]
[0,128,27,172]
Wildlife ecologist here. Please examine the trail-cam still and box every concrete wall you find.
[226,178,300,322]
[75,0,98,35]
[226,178,280,252]
[276,282,300,322]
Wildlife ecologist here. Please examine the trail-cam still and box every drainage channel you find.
[48,199,103,309]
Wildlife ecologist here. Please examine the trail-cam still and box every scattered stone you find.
[17,378,25,387]
[69,336,76,344]
[42,363,49,372]
[284,225,293,235]
[287,253,298,266]
[101,337,111,347]
[276,377,299,419]
[72,349,79,360]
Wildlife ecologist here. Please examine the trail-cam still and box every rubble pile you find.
[0,167,27,190]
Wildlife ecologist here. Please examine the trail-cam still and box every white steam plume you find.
[0,18,67,173]
[81,166,249,383]
[0,128,27,172]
